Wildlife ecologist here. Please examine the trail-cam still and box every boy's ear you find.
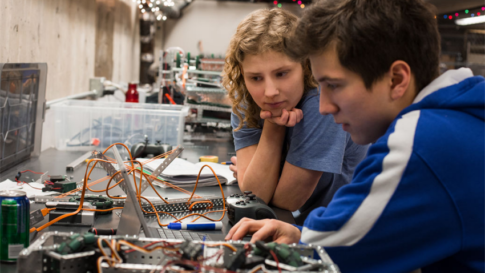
[389,61,412,101]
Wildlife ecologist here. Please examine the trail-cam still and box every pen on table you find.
[221,161,234,165]
[167,222,223,231]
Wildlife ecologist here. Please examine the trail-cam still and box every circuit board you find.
[17,232,340,273]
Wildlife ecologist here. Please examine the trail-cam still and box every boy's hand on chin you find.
[260,108,303,127]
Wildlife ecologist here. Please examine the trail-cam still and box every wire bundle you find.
[30,143,227,233]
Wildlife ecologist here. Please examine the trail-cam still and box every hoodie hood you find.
[403,68,485,122]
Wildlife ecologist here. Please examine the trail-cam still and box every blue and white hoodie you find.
[300,68,485,273]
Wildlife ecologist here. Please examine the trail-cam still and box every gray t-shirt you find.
[231,88,369,224]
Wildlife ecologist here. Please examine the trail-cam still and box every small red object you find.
[91,138,101,146]
[125,83,139,103]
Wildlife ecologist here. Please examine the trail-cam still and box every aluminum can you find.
[0,190,29,263]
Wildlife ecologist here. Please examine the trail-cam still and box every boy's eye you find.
[252,76,262,81]
[323,82,339,90]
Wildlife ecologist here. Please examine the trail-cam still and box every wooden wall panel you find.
[0,0,139,101]
[112,0,140,83]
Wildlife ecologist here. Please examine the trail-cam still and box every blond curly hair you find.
[222,9,317,131]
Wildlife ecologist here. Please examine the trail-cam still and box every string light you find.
[465,9,469,14]
[478,12,481,16]
[449,15,452,19]
[455,13,459,17]
[300,4,305,8]
[297,0,302,4]
[163,16,167,21]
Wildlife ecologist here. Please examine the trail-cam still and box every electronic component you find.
[254,241,303,267]
[17,232,341,273]
[34,195,224,217]
[226,191,277,225]
[179,240,203,260]
[68,195,113,215]
[29,209,45,227]
[42,181,76,193]
[56,232,96,255]
[224,248,246,271]
[47,203,95,227]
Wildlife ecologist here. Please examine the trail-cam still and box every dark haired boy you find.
[225,0,485,272]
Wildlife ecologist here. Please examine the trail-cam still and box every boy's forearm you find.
[239,121,286,204]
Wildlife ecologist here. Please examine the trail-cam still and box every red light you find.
[273,0,277,4]
[478,12,481,16]
[482,7,485,11]
[297,0,301,4]
[455,13,458,16]
[448,15,452,19]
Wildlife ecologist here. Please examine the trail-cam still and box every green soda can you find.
[0,190,30,263]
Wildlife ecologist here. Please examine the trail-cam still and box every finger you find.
[227,219,264,241]
[233,173,237,179]
[278,109,289,125]
[260,111,272,120]
[229,165,237,172]
[232,220,265,241]
[250,223,277,243]
[295,109,303,123]
[231,156,237,165]
[287,111,298,127]
[225,217,252,240]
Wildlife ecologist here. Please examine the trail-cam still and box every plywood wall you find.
[0,0,140,101]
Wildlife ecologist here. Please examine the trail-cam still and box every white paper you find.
[141,158,237,188]
[0,179,59,198]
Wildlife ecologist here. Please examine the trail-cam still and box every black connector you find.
[224,249,246,271]
[179,240,203,261]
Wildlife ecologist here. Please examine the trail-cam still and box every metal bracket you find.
[141,146,184,192]
[94,152,127,193]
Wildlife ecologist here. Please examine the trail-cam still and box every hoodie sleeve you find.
[300,111,462,273]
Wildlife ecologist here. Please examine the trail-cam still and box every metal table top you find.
[0,141,294,272]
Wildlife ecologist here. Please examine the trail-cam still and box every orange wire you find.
[189,200,214,211]
[31,144,227,233]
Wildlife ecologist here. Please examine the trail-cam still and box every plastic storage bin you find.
[51,100,189,151]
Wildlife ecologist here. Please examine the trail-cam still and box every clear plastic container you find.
[51,100,189,151]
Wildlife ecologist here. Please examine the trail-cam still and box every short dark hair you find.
[287,0,441,92]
